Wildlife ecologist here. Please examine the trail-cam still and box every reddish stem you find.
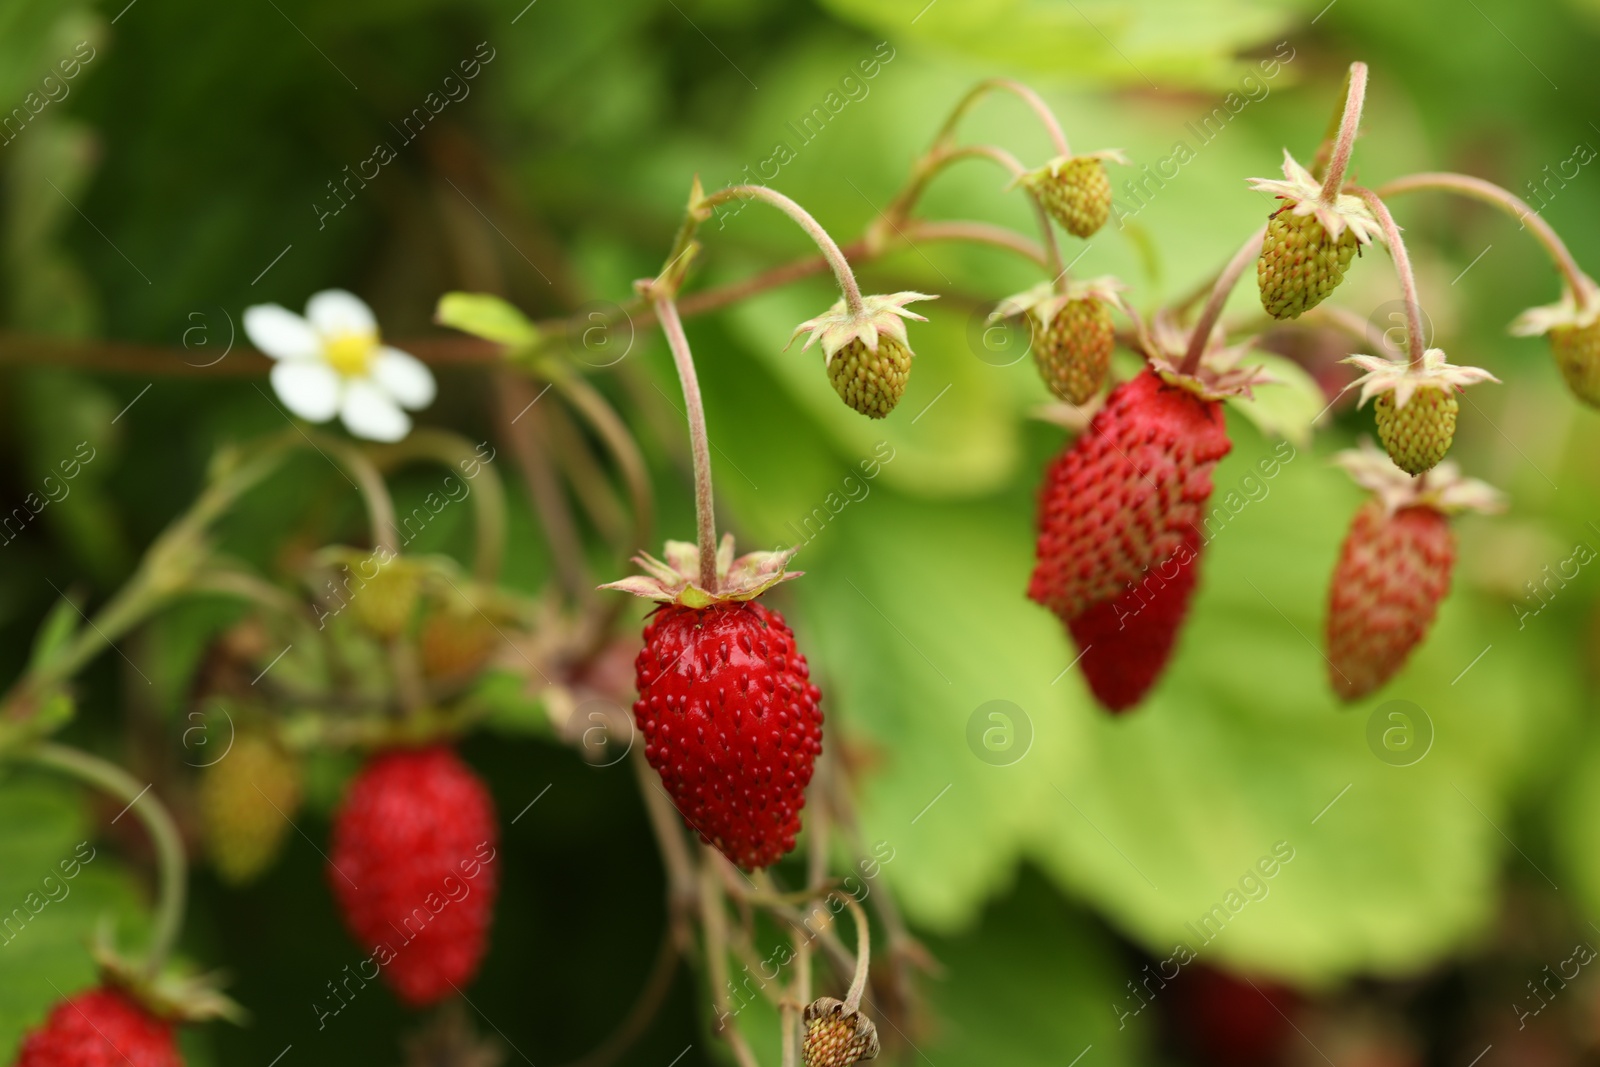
[653,298,718,590]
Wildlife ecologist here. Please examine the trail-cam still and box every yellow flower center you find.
[324,331,377,378]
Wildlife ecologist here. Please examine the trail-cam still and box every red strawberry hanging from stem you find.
[605,290,823,870]
[1324,441,1504,701]
[1029,302,1273,712]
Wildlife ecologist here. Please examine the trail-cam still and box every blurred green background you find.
[6,0,1600,1063]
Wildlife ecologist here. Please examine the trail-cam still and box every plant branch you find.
[1351,187,1426,366]
[699,185,865,314]
[28,743,186,975]
[1318,62,1368,200]
[1180,225,1267,375]
[652,298,718,590]
[1376,171,1598,303]
[933,78,1069,156]
[369,428,507,582]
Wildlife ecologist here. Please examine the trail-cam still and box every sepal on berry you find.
[600,533,800,608]
[991,276,1127,327]
[787,292,936,364]
[93,926,246,1025]
[1341,348,1499,409]
[1247,150,1384,245]
[1136,310,1275,401]
[1332,440,1506,517]
[1341,348,1498,474]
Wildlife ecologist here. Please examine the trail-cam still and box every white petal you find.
[371,347,436,410]
[270,360,341,421]
[340,379,410,442]
[306,289,377,339]
[244,304,322,360]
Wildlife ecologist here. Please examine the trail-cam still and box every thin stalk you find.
[933,78,1069,156]
[901,221,1049,269]
[1318,62,1368,200]
[700,859,763,1067]
[842,898,872,1014]
[370,428,508,582]
[700,185,864,314]
[312,433,399,556]
[1376,171,1597,303]
[29,743,185,975]
[879,143,1063,280]
[1352,187,1426,366]
[1180,225,1267,375]
[653,299,718,590]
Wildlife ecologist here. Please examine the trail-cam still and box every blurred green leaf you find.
[434,291,539,347]
[0,773,145,1061]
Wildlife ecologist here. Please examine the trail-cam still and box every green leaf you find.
[434,292,540,348]
[27,596,81,672]
[816,0,1311,90]
[1224,351,1329,447]
[0,773,145,1060]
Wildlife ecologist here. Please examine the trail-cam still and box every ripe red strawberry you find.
[1325,502,1454,701]
[1028,368,1231,621]
[603,535,821,870]
[327,745,499,1006]
[16,987,180,1067]
[1323,443,1503,701]
[636,600,823,869]
[1065,532,1203,712]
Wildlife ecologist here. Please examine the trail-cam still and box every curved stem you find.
[369,429,507,582]
[313,434,399,556]
[882,144,1063,279]
[700,185,864,315]
[933,78,1069,156]
[901,220,1049,269]
[653,299,718,590]
[1180,225,1267,375]
[1351,187,1426,366]
[842,898,872,1014]
[1376,171,1597,303]
[545,367,654,566]
[1318,62,1368,200]
[28,743,185,975]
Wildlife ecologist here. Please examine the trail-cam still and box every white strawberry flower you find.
[243,289,436,442]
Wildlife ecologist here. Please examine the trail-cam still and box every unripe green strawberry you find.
[1022,157,1113,239]
[1247,150,1383,319]
[351,559,420,639]
[790,292,936,421]
[1373,389,1457,475]
[827,335,911,419]
[1257,208,1360,319]
[1511,289,1600,408]
[992,278,1126,406]
[199,732,302,885]
[803,998,880,1067]
[1343,348,1496,476]
[420,608,500,680]
[1549,322,1600,407]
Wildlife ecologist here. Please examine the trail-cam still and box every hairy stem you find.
[700,185,864,315]
[1352,187,1427,366]
[653,299,718,590]
[29,743,185,975]
[933,78,1069,156]
[842,898,872,1014]
[1376,171,1597,303]
[1180,225,1267,375]
[1318,62,1368,201]
[700,858,763,1067]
